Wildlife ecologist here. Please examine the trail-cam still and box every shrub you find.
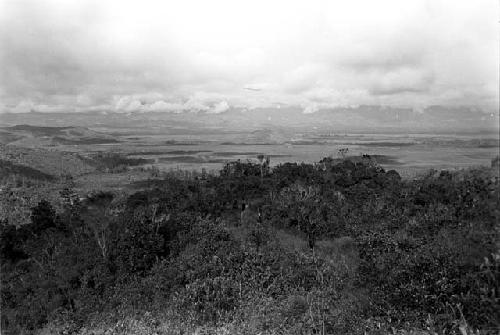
[245,223,272,251]
[111,215,164,275]
[3,158,498,334]
[174,276,240,324]
[357,224,499,330]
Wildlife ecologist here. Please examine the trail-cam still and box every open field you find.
[1,124,497,177]
[0,123,498,201]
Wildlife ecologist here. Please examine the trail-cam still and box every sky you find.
[0,0,498,114]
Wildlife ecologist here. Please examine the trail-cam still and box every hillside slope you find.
[0,144,95,177]
[0,125,119,146]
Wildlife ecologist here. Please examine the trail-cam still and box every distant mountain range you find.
[0,105,498,134]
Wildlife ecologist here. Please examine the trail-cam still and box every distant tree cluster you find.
[89,152,154,172]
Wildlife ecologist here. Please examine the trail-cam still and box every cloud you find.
[283,63,325,94]
[368,68,435,96]
[209,101,230,114]
[0,0,498,115]
[105,93,233,114]
[302,103,319,114]
[12,101,35,114]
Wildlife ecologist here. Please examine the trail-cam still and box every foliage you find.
[1,156,498,334]
[89,152,154,172]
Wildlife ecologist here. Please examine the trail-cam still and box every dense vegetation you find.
[1,156,498,334]
[88,152,155,172]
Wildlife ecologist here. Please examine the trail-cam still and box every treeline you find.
[86,152,154,172]
[1,157,499,334]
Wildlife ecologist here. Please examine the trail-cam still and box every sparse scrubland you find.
[1,155,499,334]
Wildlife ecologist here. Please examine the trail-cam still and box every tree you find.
[337,148,349,159]
[59,176,82,231]
[80,192,115,260]
[113,213,164,275]
[257,154,270,183]
[280,184,329,250]
[30,200,57,235]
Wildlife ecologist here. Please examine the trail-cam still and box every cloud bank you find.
[0,0,498,114]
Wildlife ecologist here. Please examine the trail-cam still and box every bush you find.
[245,223,272,251]
[357,224,499,330]
[111,215,164,275]
[174,276,240,324]
[2,157,498,334]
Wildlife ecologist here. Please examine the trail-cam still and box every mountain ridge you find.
[0,105,498,134]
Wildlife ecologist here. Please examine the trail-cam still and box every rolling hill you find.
[0,125,120,146]
[0,144,95,177]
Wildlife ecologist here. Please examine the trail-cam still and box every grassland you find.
[0,123,498,195]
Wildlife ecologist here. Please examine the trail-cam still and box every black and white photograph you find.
[0,0,499,334]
